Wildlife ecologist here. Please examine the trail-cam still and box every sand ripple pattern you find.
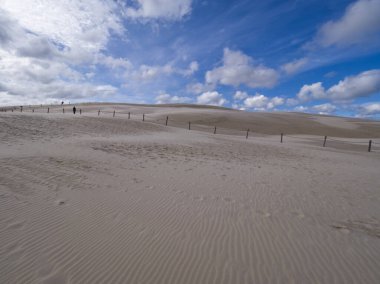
[1,112,380,283]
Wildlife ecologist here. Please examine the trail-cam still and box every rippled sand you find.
[1,104,380,283]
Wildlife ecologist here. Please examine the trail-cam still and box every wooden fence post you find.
[128,112,130,119]
[188,122,191,130]
[281,133,283,143]
[246,129,249,139]
[214,126,216,134]
[323,136,327,147]
[80,109,82,115]
[368,140,372,152]
[63,108,65,114]
[113,110,115,117]
[166,116,168,126]
[143,114,145,121]
[32,109,34,113]
[98,110,100,116]
[47,107,49,113]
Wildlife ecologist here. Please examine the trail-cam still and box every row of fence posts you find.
[280,133,373,152]
[93,111,377,152]
[9,107,377,152]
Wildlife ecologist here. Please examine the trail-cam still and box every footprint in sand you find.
[132,178,143,184]
[4,242,25,262]
[37,264,54,278]
[55,199,67,206]
[6,247,25,262]
[256,210,272,218]
[6,220,25,230]
[331,224,350,234]
[291,211,305,219]
[40,270,68,284]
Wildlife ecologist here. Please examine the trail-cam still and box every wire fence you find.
[2,105,380,153]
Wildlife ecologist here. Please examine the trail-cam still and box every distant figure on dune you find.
[73,106,76,114]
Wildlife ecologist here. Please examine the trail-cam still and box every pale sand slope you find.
[1,105,380,284]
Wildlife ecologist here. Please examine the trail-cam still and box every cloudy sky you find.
[1,0,380,118]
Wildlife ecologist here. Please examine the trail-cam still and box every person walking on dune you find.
[73,106,76,114]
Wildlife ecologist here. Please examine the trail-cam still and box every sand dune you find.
[1,104,380,283]
[9,103,380,137]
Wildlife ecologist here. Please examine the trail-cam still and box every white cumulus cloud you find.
[186,82,210,94]
[0,1,127,104]
[155,93,191,104]
[1,0,124,62]
[327,69,380,100]
[131,60,199,81]
[243,94,284,111]
[359,102,380,115]
[205,48,278,88]
[315,0,380,47]
[196,91,227,106]
[233,91,248,101]
[294,106,309,112]
[281,58,308,75]
[126,0,192,20]
[244,94,268,109]
[297,82,326,102]
[296,69,380,102]
[312,103,336,114]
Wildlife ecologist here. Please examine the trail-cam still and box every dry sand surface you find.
[1,104,380,283]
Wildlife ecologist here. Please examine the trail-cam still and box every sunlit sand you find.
[1,104,380,283]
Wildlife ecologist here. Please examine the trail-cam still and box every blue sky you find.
[0,0,380,118]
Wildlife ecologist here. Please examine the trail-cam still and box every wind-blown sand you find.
[1,104,380,283]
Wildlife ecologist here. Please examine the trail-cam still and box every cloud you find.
[359,102,380,115]
[0,1,126,104]
[233,91,248,101]
[96,55,132,70]
[1,0,124,62]
[134,64,174,80]
[196,91,227,106]
[184,61,199,76]
[297,82,326,102]
[315,0,380,47]
[186,82,209,94]
[155,93,191,104]
[268,97,285,109]
[286,98,299,106]
[231,104,245,110]
[311,103,336,114]
[0,9,16,45]
[243,93,284,110]
[126,0,192,20]
[294,106,308,112]
[327,69,380,100]
[297,69,380,102]
[324,71,337,78]
[131,61,199,81]
[244,94,268,109]
[205,48,278,88]
[0,82,117,106]
[281,58,308,75]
